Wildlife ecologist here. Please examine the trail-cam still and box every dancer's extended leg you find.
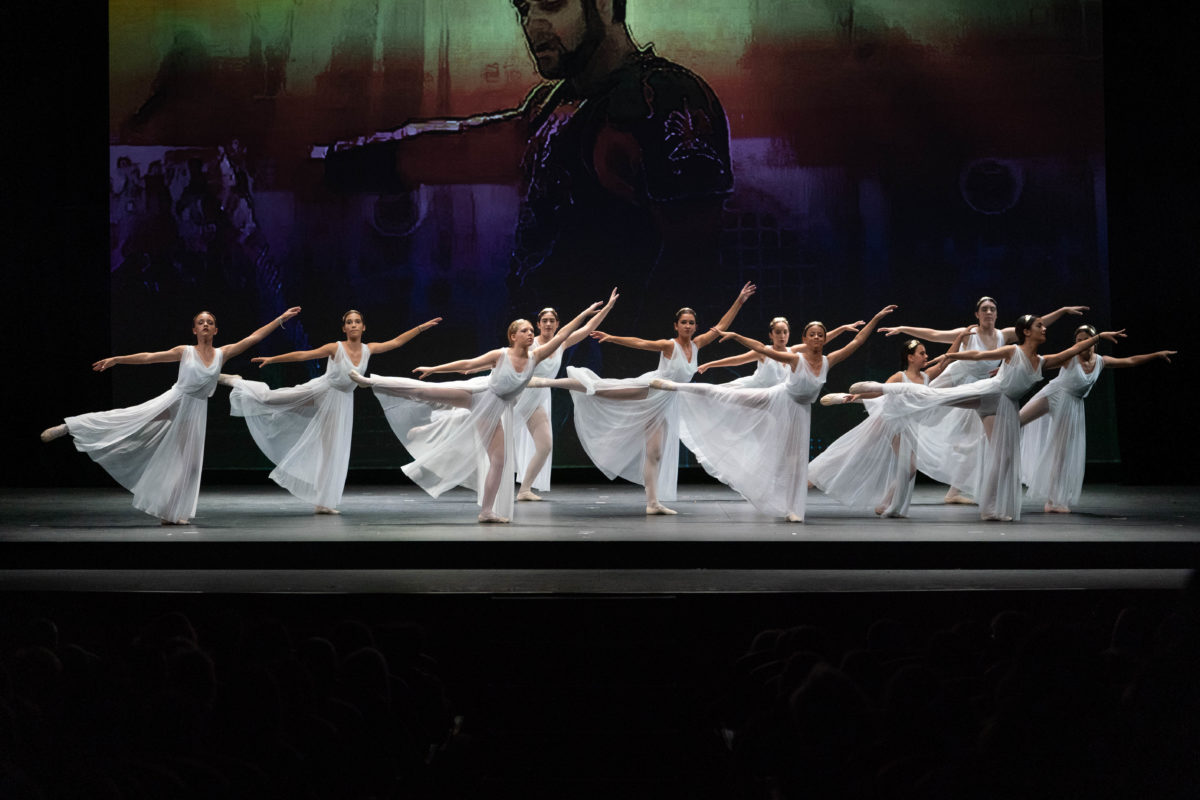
[1019,395,1050,427]
[643,419,675,515]
[517,407,552,501]
[40,423,68,443]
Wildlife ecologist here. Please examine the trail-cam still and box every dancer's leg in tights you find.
[517,407,552,500]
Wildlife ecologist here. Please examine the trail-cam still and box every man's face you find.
[516,0,603,80]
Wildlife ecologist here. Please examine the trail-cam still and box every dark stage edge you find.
[2,484,1198,591]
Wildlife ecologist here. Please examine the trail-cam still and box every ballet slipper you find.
[943,489,976,505]
[648,378,676,391]
[217,373,242,387]
[40,424,68,443]
[314,506,341,515]
[848,380,883,395]
[348,370,374,387]
[646,503,677,515]
[784,512,804,523]
[477,511,510,523]
[874,503,888,516]
[516,490,543,502]
[160,518,190,526]
[820,393,851,406]
[1044,503,1070,514]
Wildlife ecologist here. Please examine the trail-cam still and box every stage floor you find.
[2,483,1198,593]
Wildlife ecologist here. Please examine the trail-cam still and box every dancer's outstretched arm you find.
[222,307,303,361]
[414,349,503,379]
[921,326,973,381]
[792,320,865,352]
[712,330,799,367]
[698,350,761,374]
[1042,330,1126,369]
[999,305,1089,342]
[92,345,187,371]
[367,317,443,355]
[251,343,338,367]
[693,282,757,348]
[826,305,898,368]
[1102,349,1176,368]
[560,288,619,349]
[877,323,966,344]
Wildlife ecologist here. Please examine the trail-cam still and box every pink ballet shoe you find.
[349,370,374,387]
[40,424,68,443]
[648,378,676,391]
[820,393,851,406]
[848,380,883,395]
[217,373,242,387]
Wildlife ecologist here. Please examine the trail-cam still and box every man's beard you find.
[533,0,606,80]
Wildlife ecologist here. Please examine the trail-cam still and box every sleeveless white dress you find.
[566,341,697,502]
[726,355,790,389]
[809,372,927,517]
[914,331,1001,494]
[874,350,1043,520]
[1020,355,1103,509]
[371,349,535,519]
[65,345,223,522]
[678,356,828,520]
[229,342,368,509]
[511,344,563,492]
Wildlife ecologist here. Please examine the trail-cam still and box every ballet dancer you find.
[1020,324,1175,513]
[40,307,302,524]
[650,304,898,522]
[696,316,864,388]
[527,282,757,515]
[349,300,605,523]
[878,297,1089,504]
[512,287,619,502]
[224,311,442,514]
[850,316,1125,521]
[811,333,967,517]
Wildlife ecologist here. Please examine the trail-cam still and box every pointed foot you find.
[820,392,851,407]
[40,424,68,443]
[348,370,374,388]
[784,512,804,523]
[217,373,242,387]
[648,378,676,391]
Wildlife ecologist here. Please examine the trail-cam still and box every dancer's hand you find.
[697,364,710,374]
[414,366,434,379]
[1157,350,1178,363]
[874,304,898,319]
[1064,305,1090,316]
[712,327,735,342]
[1100,329,1127,344]
[590,331,612,343]
[280,307,302,324]
[418,317,442,332]
[585,300,604,315]
[878,327,902,337]
[736,282,757,304]
[92,357,118,372]
[251,356,273,368]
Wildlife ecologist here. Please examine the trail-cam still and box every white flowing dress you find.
[726,356,790,389]
[808,372,927,517]
[873,351,1043,520]
[65,345,223,522]
[371,349,534,520]
[1020,356,1102,509]
[566,342,697,502]
[678,356,828,520]
[512,344,563,492]
[229,342,368,509]
[913,331,1001,495]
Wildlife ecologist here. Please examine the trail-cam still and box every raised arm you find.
[876,324,966,344]
[1042,330,1127,369]
[536,300,605,361]
[590,331,676,356]
[561,288,619,349]
[999,306,1090,342]
[698,350,762,374]
[1102,349,1176,368]
[251,343,338,368]
[922,326,974,380]
[92,345,187,372]
[221,307,302,361]
[693,282,757,348]
[413,348,503,380]
[713,329,798,367]
[367,317,443,356]
[826,305,898,368]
